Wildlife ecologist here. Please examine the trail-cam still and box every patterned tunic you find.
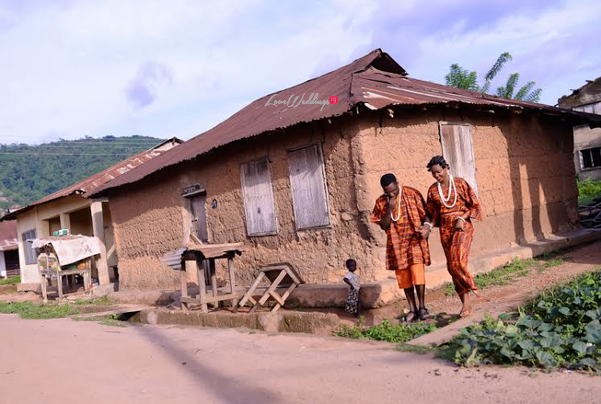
[426,177,483,296]
[370,186,431,272]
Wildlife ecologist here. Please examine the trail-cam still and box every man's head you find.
[346,259,357,272]
[380,173,400,199]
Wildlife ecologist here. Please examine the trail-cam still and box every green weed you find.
[73,295,114,306]
[0,276,20,286]
[335,318,437,344]
[0,301,80,319]
[577,178,601,205]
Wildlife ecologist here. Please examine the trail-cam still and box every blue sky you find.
[0,0,599,145]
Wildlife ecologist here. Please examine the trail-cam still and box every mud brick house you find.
[2,138,182,289]
[93,49,601,295]
[558,77,601,181]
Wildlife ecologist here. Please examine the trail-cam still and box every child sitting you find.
[343,259,361,317]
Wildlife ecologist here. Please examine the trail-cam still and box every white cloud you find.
[0,0,598,145]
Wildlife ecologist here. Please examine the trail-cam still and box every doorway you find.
[189,192,208,243]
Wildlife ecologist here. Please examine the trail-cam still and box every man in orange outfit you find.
[370,173,433,323]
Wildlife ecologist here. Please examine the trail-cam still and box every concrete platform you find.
[133,308,340,335]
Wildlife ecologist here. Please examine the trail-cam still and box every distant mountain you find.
[0,135,166,211]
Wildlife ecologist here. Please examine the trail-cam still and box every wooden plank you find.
[238,271,265,307]
[209,259,218,309]
[240,158,278,236]
[195,259,208,312]
[288,144,330,229]
[268,290,285,306]
[258,270,287,306]
[228,257,238,310]
[440,124,478,194]
[189,193,209,243]
[271,283,297,312]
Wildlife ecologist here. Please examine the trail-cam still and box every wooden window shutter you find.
[288,144,330,230]
[240,158,278,236]
[22,229,37,265]
[440,123,479,194]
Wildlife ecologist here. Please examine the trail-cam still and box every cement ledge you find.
[134,308,340,335]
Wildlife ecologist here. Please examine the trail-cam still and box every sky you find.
[0,0,599,145]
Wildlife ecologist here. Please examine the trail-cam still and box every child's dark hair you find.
[427,155,449,172]
[345,259,356,269]
[380,173,397,188]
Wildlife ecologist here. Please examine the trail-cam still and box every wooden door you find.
[440,123,478,194]
[189,193,208,243]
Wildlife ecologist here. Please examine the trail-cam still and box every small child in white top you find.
[343,259,361,317]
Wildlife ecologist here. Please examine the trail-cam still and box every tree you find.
[444,52,542,103]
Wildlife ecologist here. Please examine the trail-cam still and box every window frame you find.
[579,147,601,171]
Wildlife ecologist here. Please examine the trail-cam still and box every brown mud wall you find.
[109,108,577,290]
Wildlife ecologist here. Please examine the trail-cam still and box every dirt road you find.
[1,315,599,404]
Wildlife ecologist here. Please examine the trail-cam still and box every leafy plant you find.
[577,178,601,205]
[444,270,601,372]
[335,318,437,344]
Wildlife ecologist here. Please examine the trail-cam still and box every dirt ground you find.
[2,314,601,404]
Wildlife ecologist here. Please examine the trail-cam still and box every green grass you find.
[73,295,114,306]
[443,270,601,373]
[0,301,81,319]
[0,276,20,286]
[578,178,601,205]
[335,318,437,344]
[444,255,565,296]
[396,343,435,354]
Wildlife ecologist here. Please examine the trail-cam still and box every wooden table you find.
[179,243,248,312]
[39,267,92,303]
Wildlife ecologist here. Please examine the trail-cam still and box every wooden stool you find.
[239,263,302,313]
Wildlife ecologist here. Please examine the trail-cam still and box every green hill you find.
[0,135,167,211]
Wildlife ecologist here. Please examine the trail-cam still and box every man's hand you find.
[455,218,465,232]
[419,224,431,239]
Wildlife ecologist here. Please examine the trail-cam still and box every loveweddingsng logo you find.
[265,93,338,111]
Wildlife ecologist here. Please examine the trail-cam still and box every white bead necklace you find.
[390,186,403,222]
[437,175,458,208]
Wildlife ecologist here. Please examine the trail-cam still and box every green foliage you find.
[335,318,437,343]
[445,270,601,372]
[0,301,81,319]
[577,178,601,205]
[0,276,20,285]
[0,135,165,211]
[444,52,542,103]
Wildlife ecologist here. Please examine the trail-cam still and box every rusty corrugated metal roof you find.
[0,220,18,251]
[2,138,183,220]
[90,48,601,195]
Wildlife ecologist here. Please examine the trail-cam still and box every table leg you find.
[210,258,218,309]
[228,257,238,312]
[198,259,208,313]
[57,274,63,300]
